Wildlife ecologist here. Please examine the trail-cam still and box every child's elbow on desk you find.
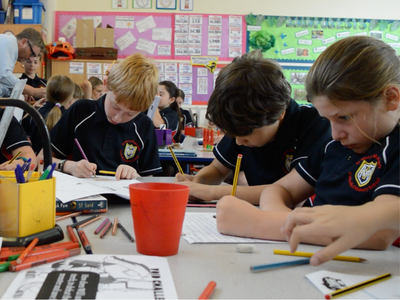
[356,229,400,250]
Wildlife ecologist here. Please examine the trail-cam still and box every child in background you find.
[88,76,104,100]
[20,55,46,90]
[176,89,193,128]
[28,75,75,154]
[176,50,330,203]
[153,81,182,142]
[217,36,400,253]
[0,109,36,171]
[48,53,162,180]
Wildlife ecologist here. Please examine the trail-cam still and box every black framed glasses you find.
[27,40,38,58]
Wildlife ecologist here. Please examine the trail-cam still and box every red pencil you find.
[16,238,38,264]
[9,248,81,272]
[100,221,112,239]
[198,281,217,299]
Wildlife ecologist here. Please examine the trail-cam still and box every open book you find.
[54,171,140,203]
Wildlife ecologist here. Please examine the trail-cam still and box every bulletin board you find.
[245,14,400,102]
[54,11,247,104]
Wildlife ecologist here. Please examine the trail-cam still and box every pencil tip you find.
[360,258,367,262]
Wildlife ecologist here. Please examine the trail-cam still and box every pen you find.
[39,163,53,181]
[21,158,31,172]
[14,164,25,184]
[74,138,89,161]
[168,145,184,174]
[99,170,116,175]
[231,154,242,196]
[198,281,216,299]
[55,211,82,222]
[325,273,391,299]
[100,221,112,239]
[117,222,135,242]
[250,258,310,273]
[112,217,118,236]
[25,164,35,182]
[9,248,81,272]
[273,249,367,263]
[38,159,44,175]
[16,238,38,264]
[70,214,100,228]
[46,162,57,179]
[77,228,91,252]
[8,150,21,164]
[95,218,109,234]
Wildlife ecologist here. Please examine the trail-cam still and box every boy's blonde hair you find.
[45,75,75,130]
[107,53,159,112]
[73,83,84,100]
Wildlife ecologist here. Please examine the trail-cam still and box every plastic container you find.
[13,2,45,24]
[0,11,5,24]
[18,0,40,2]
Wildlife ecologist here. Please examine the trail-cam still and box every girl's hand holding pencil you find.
[67,160,97,178]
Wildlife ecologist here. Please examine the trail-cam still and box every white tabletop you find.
[1,202,399,299]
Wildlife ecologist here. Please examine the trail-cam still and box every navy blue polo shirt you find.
[160,107,179,138]
[23,101,66,154]
[213,99,331,185]
[296,125,400,206]
[180,108,193,127]
[0,109,31,164]
[51,95,162,176]
[20,73,47,89]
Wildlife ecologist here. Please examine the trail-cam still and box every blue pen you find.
[14,164,25,184]
[250,258,310,273]
[21,158,31,172]
[46,162,57,179]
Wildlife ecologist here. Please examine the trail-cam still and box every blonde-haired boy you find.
[49,53,161,180]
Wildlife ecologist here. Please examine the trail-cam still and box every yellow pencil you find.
[231,154,242,196]
[168,145,184,175]
[99,170,116,175]
[105,60,116,75]
[325,273,391,299]
[273,249,367,263]
[8,150,22,164]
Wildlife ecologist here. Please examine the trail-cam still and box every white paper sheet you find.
[54,171,140,203]
[306,270,400,299]
[2,255,177,299]
[182,212,284,244]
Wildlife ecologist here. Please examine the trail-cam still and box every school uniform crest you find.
[124,143,137,160]
[355,160,377,187]
[285,154,293,172]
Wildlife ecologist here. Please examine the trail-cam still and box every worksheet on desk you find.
[54,171,139,203]
[182,212,284,244]
[2,255,177,300]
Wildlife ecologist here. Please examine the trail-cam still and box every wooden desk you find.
[1,177,399,299]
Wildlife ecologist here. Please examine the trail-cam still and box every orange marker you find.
[16,238,38,264]
[77,228,91,252]
[198,281,216,299]
[66,225,79,244]
[9,248,81,272]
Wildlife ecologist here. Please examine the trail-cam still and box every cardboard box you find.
[76,19,95,48]
[0,171,55,237]
[96,27,114,48]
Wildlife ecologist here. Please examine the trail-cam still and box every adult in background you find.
[0,27,46,99]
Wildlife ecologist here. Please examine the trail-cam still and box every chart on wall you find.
[245,15,400,102]
[55,11,246,60]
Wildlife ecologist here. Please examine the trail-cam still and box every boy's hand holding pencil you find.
[66,160,97,178]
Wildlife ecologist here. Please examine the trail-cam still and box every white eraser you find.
[236,244,255,253]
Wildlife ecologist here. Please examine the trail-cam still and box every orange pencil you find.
[16,238,38,264]
[9,248,81,272]
[77,215,102,228]
[56,211,82,222]
[198,281,217,299]
[77,228,91,252]
[112,217,118,235]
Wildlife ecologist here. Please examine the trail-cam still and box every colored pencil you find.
[100,221,112,239]
[273,249,367,263]
[74,138,88,161]
[16,238,38,264]
[117,222,135,242]
[95,218,109,234]
[69,214,100,228]
[8,150,21,164]
[325,273,391,299]
[168,145,184,174]
[55,211,82,222]
[66,225,80,244]
[112,217,118,235]
[198,281,216,299]
[231,154,242,196]
[99,170,116,175]
[250,258,310,273]
[77,215,101,228]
